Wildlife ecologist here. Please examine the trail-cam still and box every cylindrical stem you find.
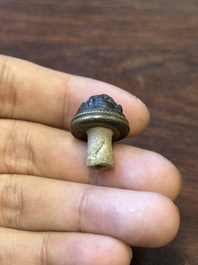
[86,127,114,170]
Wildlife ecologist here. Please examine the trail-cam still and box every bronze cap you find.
[70,94,130,141]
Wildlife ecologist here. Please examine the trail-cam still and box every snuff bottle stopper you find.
[70,94,130,170]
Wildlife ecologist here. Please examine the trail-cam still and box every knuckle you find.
[0,175,23,229]
[0,59,17,118]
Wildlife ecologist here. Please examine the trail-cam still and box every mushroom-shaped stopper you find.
[70,94,130,170]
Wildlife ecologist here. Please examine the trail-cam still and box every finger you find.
[0,175,180,247]
[0,120,181,200]
[0,228,132,265]
[93,144,182,201]
[0,55,149,136]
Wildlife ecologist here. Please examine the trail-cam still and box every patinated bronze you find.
[70,94,130,141]
[70,94,130,170]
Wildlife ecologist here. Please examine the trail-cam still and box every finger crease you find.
[4,121,19,174]
[40,232,51,265]
[3,121,36,176]
[1,175,23,229]
[78,187,92,233]
[0,60,17,118]
[61,75,71,129]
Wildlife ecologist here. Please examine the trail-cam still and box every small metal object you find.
[70,94,130,170]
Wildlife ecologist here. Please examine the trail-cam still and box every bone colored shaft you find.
[86,127,114,170]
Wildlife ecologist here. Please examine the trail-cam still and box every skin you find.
[0,55,182,265]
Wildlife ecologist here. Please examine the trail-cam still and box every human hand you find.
[0,55,181,265]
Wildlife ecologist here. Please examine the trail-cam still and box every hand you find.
[0,55,181,265]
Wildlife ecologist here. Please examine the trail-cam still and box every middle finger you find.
[0,119,181,200]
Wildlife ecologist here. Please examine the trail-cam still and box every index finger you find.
[0,55,150,136]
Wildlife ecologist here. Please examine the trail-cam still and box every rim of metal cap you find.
[70,109,130,141]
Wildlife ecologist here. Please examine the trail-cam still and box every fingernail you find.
[128,247,133,260]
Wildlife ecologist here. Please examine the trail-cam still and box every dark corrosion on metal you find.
[70,94,130,141]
